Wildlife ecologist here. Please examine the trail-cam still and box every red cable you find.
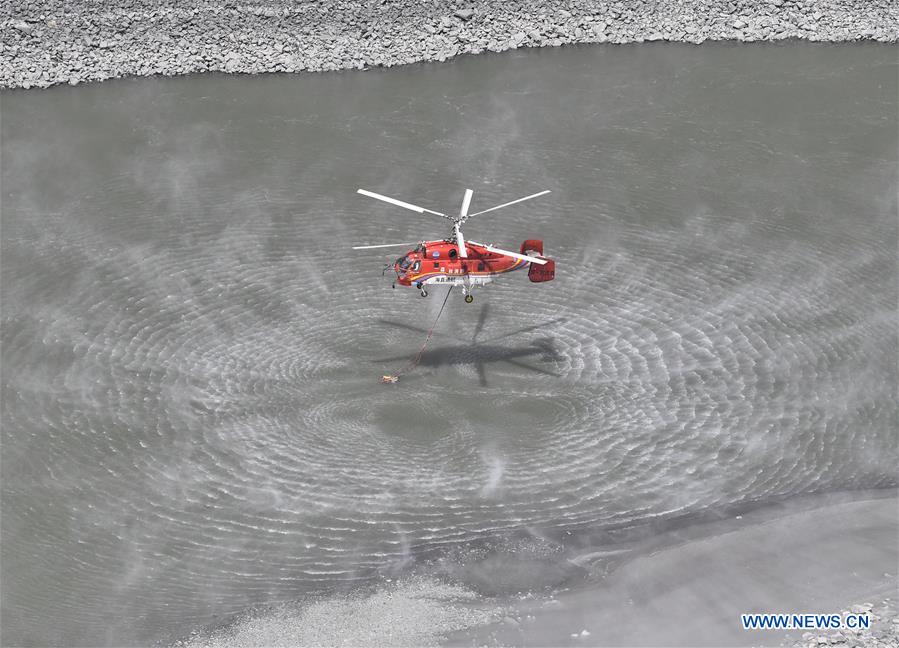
[389,286,454,379]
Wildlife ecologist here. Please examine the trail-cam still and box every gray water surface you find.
[2,43,897,646]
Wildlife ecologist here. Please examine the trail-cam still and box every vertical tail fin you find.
[522,239,555,282]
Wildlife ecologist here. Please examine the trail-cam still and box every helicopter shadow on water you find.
[374,303,566,386]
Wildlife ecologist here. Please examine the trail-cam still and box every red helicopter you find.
[353,187,555,303]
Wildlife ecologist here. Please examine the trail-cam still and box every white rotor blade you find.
[357,189,448,218]
[456,189,472,258]
[466,190,551,219]
[469,240,547,265]
[460,188,473,218]
[352,242,417,250]
[455,225,467,258]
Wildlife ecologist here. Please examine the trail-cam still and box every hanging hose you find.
[381,286,453,383]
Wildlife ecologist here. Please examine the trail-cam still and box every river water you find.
[2,43,897,646]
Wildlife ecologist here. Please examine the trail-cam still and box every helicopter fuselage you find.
[392,239,553,292]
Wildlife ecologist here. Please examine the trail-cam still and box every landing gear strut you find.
[420,288,428,298]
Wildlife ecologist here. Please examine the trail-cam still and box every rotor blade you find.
[460,188,473,218]
[357,189,449,219]
[466,190,551,219]
[469,240,547,265]
[352,242,417,250]
[456,189,472,257]
[455,225,467,258]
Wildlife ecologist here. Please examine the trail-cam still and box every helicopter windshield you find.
[397,255,412,270]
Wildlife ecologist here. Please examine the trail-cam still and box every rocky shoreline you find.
[1,0,897,89]
[790,600,899,648]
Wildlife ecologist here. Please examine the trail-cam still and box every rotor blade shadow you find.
[482,317,567,343]
[501,357,562,378]
[472,304,490,344]
[373,314,566,381]
[476,362,488,387]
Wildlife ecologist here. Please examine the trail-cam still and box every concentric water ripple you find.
[2,43,897,646]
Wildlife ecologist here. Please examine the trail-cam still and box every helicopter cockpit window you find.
[411,260,421,272]
[449,248,458,259]
[398,256,412,270]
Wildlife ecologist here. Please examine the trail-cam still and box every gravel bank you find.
[445,494,898,647]
[790,600,899,648]
[1,0,897,89]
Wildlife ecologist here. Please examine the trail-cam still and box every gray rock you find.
[12,20,34,35]
[454,9,474,21]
